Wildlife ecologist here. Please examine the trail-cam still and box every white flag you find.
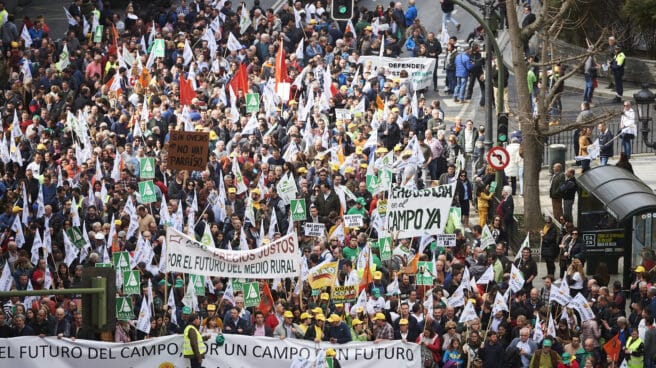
[183,39,194,66]
[533,315,544,343]
[239,5,251,34]
[30,229,44,265]
[12,216,25,248]
[267,207,278,240]
[0,263,13,291]
[515,233,530,260]
[64,7,78,26]
[458,300,478,323]
[478,266,495,285]
[21,25,32,48]
[231,156,248,194]
[227,32,244,51]
[481,224,496,248]
[295,38,305,59]
[491,290,509,314]
[509,263,526,292]
[168,285,178,326]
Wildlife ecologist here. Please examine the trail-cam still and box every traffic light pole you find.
[451,0,505,151]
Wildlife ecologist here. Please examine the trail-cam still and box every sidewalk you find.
[496,32,644,101]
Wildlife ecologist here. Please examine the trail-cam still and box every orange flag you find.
[275,38,290,90]
[139,68,151,88]
[258,281,275,316]
[358,257,373,294]
[603,334,621,362]
[228,63,249,96]
[404,252,421,274]
[179,73,196,106]
[376,95,384,110]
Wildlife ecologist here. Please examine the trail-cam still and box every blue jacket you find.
[455,52,473,78]
[325,321,352,344]
[405,5,418,27]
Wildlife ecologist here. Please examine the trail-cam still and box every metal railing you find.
[542,120,656,167]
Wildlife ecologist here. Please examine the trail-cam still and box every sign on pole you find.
[436,234,456,248]
[66,227,86,248]
[416,261,434,286]
[116,297,134,320]
[113,251,131,272]
[232,278,246,294]
[168,131,210,171]
[93,25,104,43]
[291,199,307,222]
[139,157,155,179]
[246,93,260,113]
[139,180,157,204]
[123,271,141,295]
[243,282,260,307]
[379,236,392,261]
[152,39,165,57]
[190,274,206,296]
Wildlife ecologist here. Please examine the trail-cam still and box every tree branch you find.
[522,0,577,41]
[542,110,622,136]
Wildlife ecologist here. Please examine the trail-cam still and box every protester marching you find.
[0,0,651,368]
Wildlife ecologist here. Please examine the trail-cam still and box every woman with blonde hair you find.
[567,258,586,297]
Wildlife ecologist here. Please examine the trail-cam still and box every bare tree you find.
[505,0,620,233]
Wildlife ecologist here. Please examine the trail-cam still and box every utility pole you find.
[483,0,494,153]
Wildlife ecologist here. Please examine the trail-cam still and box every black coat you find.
[541,224,558,258]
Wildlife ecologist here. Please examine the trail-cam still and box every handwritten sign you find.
[168,131,210,171]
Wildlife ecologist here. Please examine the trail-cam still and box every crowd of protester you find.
[0,0,653,368]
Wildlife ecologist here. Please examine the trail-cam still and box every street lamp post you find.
[633,84,656,149]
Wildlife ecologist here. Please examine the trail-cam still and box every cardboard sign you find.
[436,234,456,247]
[331,285,358,303]
[304,223,325,237]
[243,282,261,307]
[123,271,141,295]
[116,297,134,320]
[387,185,455,238]
[335,109,352,120]
[344,215,363,228]
[139,180,157,203]
[291,199,307,222]
[246,93,260,113]
[139,157,155,179]
[168,131,210,171]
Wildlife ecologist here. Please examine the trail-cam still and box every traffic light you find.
[331,0,354,21]
[497,113,509,143]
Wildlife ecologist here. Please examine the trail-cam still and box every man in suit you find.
[314,183,340,223]
[497,186,514,248]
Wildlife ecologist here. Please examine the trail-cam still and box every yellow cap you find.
[399,318,409,325]
[320,292,330,300]
[209,131,218,140]
[334,303,344,308]
[315,314,326,321]
[37,143,47,150]
[207,304,216,311]
[373,313,386,321]
[327,314,341,323]
[300,312,312,320]
[10,41,18,48]
[228,187,237,194]
[115,219,122,226]
[356,306,364,313]
[352,318,363,326]
[394,144,403,151]
[360,163,368,168]
[375,147,388,154]
[298,167,308,174]
[312,307,323,314]
[283,311,294,318]
[326,348,336,357]
[177,42,184,48]
[374,271,383,280]
[635,266,646,273]
[12,206,22,213]
[344,167,354,174]
[355,146,363,154]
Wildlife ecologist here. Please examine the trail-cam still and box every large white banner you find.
[357,56,436,90]
[165,228,300,279]
[386,184,455,238]
[0,335,421,368]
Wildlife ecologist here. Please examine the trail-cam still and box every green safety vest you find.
[183,324,206,356]
[626,337,643,368]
